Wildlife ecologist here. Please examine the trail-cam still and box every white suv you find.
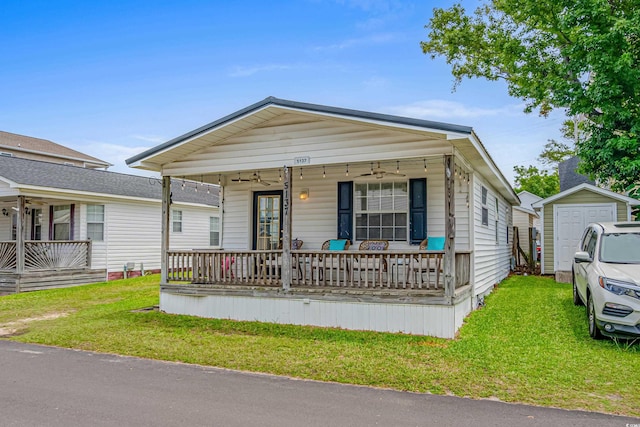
[573,222,640,339]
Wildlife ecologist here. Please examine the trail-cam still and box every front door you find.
[253,191,283,250]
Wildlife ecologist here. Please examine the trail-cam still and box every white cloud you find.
[384,100,525,120]
[229,63,300,77]
[131,134,166,144]
[72,141,156,176]
[313,32,398,52]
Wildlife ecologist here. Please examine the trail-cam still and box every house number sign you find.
[294,156,311,165]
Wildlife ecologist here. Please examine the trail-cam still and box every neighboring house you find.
[0,130,111,169]
[558,156,594,192]
[513,190,541,263]
[126,97,519,338]
[0,156,219,294]
[532,183,638,282]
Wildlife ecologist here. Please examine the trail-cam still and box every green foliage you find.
[422,0,640,191]
[513,165,559,198]
[538,139,575,170]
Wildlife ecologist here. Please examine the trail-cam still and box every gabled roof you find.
[125,96,519,204]
[532,183,639,208]
[0,156,218,206]
[0,130,111,168]
[126,96,473,166]
[514,191,542,215]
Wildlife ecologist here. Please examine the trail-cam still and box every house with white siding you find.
[0,156,219,293]
[513,191,541,264]
[127,97,518,338]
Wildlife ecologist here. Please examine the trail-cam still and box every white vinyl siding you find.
[473,176,511,297]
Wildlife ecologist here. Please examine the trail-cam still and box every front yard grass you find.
[1,274,639,417]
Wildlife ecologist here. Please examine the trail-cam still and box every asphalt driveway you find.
[0,341,636,426]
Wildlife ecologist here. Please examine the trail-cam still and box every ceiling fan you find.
[230,171,273,186]
[357,162,406,179]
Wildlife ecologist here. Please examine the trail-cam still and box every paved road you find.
[0,341,637,427]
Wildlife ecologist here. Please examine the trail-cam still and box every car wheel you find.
[587,295,603,340]
[572,271,583,306]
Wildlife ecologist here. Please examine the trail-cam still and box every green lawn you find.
[1,274,639,416]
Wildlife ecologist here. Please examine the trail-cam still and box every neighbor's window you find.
[86,205,105,241]
[210,216,220,246]
[481,186,489,226]
[172,210,183,233]
[355,181,407,241]
[52,205,71,240]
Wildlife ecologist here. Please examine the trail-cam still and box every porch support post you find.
[161,175,171,284]
[443,155,456,301]
[16,196,26,283]
[281,165,292,291]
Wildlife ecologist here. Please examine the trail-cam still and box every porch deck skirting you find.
[159,285,472,338]
[0,268,107,294]
[162,249,473,338]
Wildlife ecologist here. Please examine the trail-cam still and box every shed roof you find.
[0,156,218,206]
[532,183,638,208]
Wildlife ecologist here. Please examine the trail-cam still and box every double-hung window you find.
[481,186,489,226]
[172,210,183,233]
[52,205,71,240]
[209,216,220,246]
[87,205,105,241]
[355,181,407,241]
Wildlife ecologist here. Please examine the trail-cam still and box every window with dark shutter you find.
[409,178,427,244]
[337,181,353,241]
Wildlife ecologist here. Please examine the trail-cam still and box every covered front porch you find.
[125,97,522,337]
[0,195,105,294]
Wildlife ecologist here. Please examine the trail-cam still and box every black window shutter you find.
[337,181,353,241]
[409,178,427,244]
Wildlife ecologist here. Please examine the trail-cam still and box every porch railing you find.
[0,240,92,272]
[167,249,472,291]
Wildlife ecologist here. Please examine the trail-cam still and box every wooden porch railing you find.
[167,249,472,291]
[0,241,17,271]
[0,240,92,271]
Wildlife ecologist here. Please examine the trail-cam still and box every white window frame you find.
[354,181,408,242]
[172,210,183,233]
[209,216,220,246]
[481,186,489,226]
[86,205,105,241]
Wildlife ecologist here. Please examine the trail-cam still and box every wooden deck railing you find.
[167,249,472,291]
[0,240,92,272]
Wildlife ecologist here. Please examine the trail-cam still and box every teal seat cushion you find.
[426,237,445,251]
[329,239,347,250]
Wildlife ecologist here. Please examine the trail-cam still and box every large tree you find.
[513,165,560,198]
[421,0,640,192]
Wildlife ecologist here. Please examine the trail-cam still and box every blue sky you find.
[1,0,566,184]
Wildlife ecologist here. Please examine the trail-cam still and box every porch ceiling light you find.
[1,208,7,216]
[299,189,309,200]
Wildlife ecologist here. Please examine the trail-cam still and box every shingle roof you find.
[559,156,594,192]
[0,156,218,206]
[0,130,111,167]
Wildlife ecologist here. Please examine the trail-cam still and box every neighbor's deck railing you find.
[167,249,471,290]
[0,240,92,272]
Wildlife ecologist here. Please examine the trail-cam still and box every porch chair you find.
[310,239,351,281]
[353,239,389,284]
[411,237,445,288]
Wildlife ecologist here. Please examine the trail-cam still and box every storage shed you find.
[532,183,638,281]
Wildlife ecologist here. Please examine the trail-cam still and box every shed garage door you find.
[554,204,616,271]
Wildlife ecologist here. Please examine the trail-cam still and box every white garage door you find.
[554,204,616,271]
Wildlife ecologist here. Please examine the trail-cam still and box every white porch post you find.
[16,196,26,284]
[443,155,456,301]
[281,165,292,290]
[161,176,171,283]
